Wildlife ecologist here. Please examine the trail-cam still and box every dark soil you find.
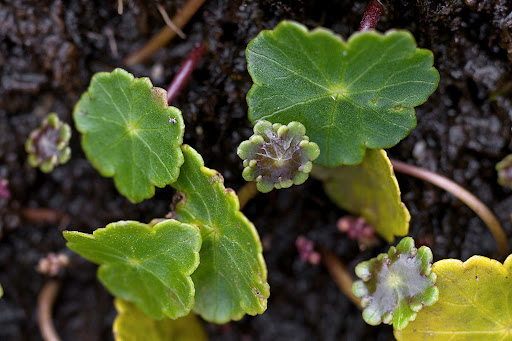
[1,0,512,340]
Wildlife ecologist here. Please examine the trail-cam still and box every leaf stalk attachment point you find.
[390,159,510,258]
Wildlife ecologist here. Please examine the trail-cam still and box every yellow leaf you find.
[113,299,208,341]
[395,255,512,340]
[313,149,410,242]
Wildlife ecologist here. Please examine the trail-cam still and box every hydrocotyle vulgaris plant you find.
[26,113,71,173]
[395,254,512,340]
[66,68,269,326]
[73,68,185,203]
[352,237,438,330]
[246,20,439,167]
[237,120,320,193]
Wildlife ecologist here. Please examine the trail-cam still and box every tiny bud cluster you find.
[237,120,320,193]
[26,113,71,173]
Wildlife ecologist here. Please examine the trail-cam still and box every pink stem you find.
[167,43,206,104]
[391,159,509,258]
[358,0,383,31]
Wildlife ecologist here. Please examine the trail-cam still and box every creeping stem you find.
[391,159,510,258]
[358,0,383,31]
[167,43,206,104]
[238,182,259,210]
[37,280,62,341]
[124,0,205,66]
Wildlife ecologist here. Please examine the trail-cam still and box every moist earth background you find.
[1,0,512,340]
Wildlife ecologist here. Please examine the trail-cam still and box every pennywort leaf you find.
[73,68,185,203]
[353,237,438,330]
[247,21,439,166]
[113,299,207,341]
[63,220,201,320]
[172,145,270,323]
[312,149,409,242]
[395,254,512,340]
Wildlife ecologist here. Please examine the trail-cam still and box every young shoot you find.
[26,113,71,173]
[237,120,319,193]
[352,237,438,330]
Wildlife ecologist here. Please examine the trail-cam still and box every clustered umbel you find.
[496,154,512,188]
[295,236,321,265]
[337,216,377,250]
[0,177,9,199]
[352,237,438,330]
[25,113,71,173]
[237,120,320,193]
[36,252,69,277]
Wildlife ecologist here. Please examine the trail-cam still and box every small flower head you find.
[337,216,378,250]
[237,120,320,193]
[0,177,9,199]
[496,154,512,188]
[295,236,321,265]
[25,113,71,173]
[352,237,438,330]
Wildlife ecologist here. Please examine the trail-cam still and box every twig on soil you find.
[123,0,205,66]
[321,249,362,309]
[22,208,65,224]
[156,3,187,39]
[105,28,119,58]
[237,182,259,210]
[167,43,206,104]
[391,159,510,258]
[37,280,62,341]
[358,0,383,31]
[117,0,123,15]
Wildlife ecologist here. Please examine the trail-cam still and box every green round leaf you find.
[74,68,185,203]
[395,255,512,340]
[63,220,201,320]
[113,299,207,341]
[247,21,439,166]
[172,145,270,323]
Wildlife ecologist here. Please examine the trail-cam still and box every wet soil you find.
[1,0,512,340]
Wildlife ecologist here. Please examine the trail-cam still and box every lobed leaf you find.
[63,220,201,320]
[312,149,409,242]
[172,145,270,323]
[246,21,439,166]
[353,237,438,330]
[73,68,185,203]
[113,299,207,341]
[395,254,512,340]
